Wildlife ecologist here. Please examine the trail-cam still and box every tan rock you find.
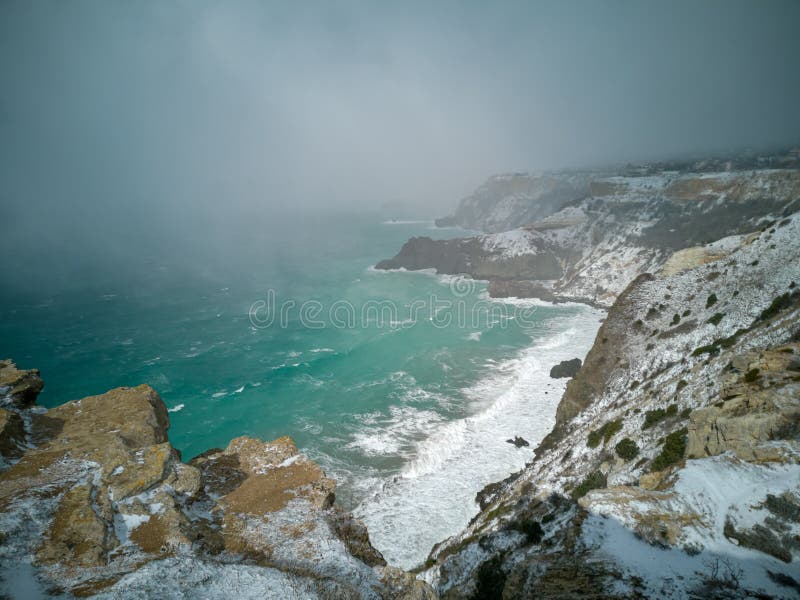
[36,484,114,567]
[46,385,169,451]
[0,373,421,597]
[207,436,337,561]
[166,462,201,496]
[659,246,729,277]
[0,385,176,577]
[108,442,176,501]
[687,345,800,461]
[580,485,699,549]
[376,566,438,600]
[124,493,192,555]
[0,359,44,409]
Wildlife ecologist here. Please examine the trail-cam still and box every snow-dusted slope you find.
[379,168,800,307]
[434,172,592,233]
[423,214,800,599]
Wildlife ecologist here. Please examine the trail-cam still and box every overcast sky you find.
[1,0,799,226]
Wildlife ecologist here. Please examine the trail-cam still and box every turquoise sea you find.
[0,210,601,567]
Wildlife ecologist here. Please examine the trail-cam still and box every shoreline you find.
[352,303,604,570]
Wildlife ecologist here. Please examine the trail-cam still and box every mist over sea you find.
[0,210,600,567]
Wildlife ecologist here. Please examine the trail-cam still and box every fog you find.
[1,0,799,291]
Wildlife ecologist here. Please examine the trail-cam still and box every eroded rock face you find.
[687,344,800,461]
[0,359,44,409]
[0,379,434,599]
[0,408,25,458]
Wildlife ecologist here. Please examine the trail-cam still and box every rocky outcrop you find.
[379,168,800,307]
[687,345,800,461]
[0,379,435,598]
[549,358,582,379]
[421,214,800,598]
[375,233,563,281]
[0,358,44,409]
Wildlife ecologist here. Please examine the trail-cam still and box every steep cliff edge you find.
[0,372,435,599]
[421,214,800,598]
[378,169,800,307]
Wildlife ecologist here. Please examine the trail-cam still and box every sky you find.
[1,0,799,283]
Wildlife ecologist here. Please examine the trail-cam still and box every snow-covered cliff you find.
[422,213,800,599]
[378,169,800,307]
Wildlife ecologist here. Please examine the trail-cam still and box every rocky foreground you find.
[0,362,434,599]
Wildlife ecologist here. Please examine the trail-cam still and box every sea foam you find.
[354,306,603,569]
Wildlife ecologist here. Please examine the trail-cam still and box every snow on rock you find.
[381,167,800,308]
[424,213,800,598]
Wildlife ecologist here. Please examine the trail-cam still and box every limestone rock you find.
[580,486,698,549]
[0,359,44,409]
[687,346,800,461]
[0,375,426,598]
[196,436,337,560]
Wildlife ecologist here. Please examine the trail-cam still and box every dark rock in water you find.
[549,358,582,379]
[506,436,530,448]
[434,215,458,228]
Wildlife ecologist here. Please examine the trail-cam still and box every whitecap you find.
[354,306,604,570]
[167,404,184,413]
[380,219,433,225]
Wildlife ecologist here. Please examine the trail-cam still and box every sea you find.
[0,209,602,569]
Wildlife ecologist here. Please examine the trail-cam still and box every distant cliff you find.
[434,172,592,232]
[379,169,800,307]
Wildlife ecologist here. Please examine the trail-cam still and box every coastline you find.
[353,300,604,569]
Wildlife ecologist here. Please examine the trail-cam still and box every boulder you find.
[549,358,582,379]
[506,436,530,448]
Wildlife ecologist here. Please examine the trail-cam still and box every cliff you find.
[378,169,800,307]
[0,366,435,599]
[433,172,592,232]
[420,213,800,598]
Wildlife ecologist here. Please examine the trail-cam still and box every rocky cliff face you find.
[420,213,800,599]
[0,374,435,599]
[434,172,592,232]
[379,169,800,307]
